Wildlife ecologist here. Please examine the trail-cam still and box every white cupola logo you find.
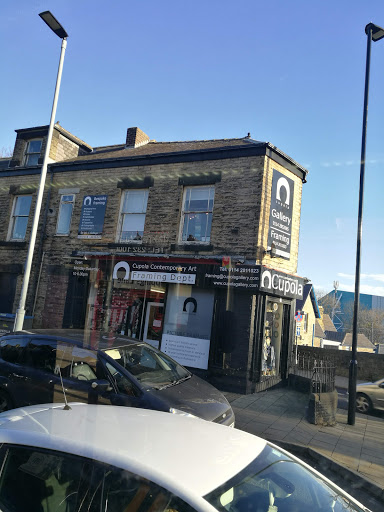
[276,177,290,205]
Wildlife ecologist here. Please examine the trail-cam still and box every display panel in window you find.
[118,189,149,242]
[262,300,283,377]
[56,194,75,235]
[181,186,214,243]
[9,195,32,240]
[24,140,42,166]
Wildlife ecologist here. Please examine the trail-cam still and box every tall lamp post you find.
[13,12,68,332]
[348,22,384,425]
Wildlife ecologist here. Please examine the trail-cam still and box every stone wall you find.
[298,346,384,382]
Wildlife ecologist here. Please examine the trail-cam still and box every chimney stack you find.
[126,127,150,148]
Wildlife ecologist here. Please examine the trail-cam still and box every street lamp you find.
[348,22,384,425]
[13,12,68,332]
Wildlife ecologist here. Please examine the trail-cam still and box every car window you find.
[88,463,196,512]
[56,342,98,382]
[25,338,57,374]
[103,344,190,388]
[205,444,365,512]
[105,361,136,396]
[0,445,94,512]
[0,336,29,365]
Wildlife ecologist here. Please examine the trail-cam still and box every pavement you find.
[224,377,384,500]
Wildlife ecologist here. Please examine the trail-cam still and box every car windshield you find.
[205,445,365,512]
[103,343,191,388]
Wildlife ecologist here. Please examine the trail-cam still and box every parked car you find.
[0,403,370,512]
[0,329,234,426]
[356,377,384,413]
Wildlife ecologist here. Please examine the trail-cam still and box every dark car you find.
[0,330,234,426]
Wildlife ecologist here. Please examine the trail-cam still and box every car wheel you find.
[0,390,13,413]
[356,393,372,414]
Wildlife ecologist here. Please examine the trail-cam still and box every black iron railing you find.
[290,352,336,394]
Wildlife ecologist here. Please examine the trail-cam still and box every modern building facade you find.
[0,124,308,393]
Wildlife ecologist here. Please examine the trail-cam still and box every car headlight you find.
[169,408,198,419]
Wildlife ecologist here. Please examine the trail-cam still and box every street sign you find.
[296,325,301,336]
[294,311,303,323]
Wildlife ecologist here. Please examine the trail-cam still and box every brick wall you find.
[126,127,150,148]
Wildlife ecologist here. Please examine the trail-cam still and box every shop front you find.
[54,254,304,393]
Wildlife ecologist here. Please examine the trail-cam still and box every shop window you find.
[117,189,149,242]
[262,300,283,377]
[8,195,32,241]
[56,194,75,235]
[24,139,42,166]
[161,286,214,369]
[180,186,214,243]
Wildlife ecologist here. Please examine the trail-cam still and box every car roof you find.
[0,404,265,499]
[9,329,140,351]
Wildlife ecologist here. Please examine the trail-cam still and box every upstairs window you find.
[9,195,32,241]
[118,189,149,242]
[56,194,75,235]
[24,140,42,166]
[180,186,214,243]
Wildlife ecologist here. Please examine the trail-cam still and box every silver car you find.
[356,378,384,413]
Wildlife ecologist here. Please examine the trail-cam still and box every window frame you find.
[116,189,149,243]
[23,139,42,167]
[7,195,33,241]
[56,193,75,236]
[179,185,215,244]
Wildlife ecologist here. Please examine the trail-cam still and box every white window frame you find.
[56,194,75,236]
[117,189,149,243]
[303,313,308,332]
[24,139,42,167]
[179,185,215,244]
[8,195,32,241]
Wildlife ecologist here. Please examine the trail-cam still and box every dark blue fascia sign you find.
[259,266,304,300]
[267,169,295,260]
[78,195,108,239]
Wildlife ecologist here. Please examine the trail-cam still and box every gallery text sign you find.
[204,265,261,290]
[267,169,295,260]
[161,334,210,370]
[78,195,108,239]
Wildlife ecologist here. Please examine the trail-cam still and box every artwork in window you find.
[56,194,75,235]
[10,195,32,240]
[181,186,214,242]
[119,190,148,242]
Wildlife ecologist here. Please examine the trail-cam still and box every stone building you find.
[0,124,308,392]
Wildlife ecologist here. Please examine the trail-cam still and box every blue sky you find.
[2,0,384,296]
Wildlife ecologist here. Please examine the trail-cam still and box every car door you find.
[0,335,31,407]
[370,379,384,410]
[22,337,59,406]
[0,444,198,512]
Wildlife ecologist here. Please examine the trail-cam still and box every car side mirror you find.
[91,379,113,393]
[379,382,384,389]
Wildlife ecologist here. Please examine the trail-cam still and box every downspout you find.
[30,171,54,322]
[312,322,315,347]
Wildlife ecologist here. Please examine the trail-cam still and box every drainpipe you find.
[30,172,54,322]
